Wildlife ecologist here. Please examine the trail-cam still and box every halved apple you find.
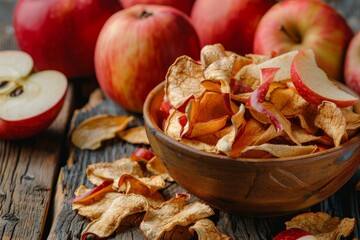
[291,50,358,108]
[0,51,68,140]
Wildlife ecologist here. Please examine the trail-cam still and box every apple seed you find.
[0,80,9,88]
[9,86,24,97]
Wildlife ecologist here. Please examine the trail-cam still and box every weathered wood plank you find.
[0,85,74,240]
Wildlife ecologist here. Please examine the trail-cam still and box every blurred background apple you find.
[344,31,360,95]
[190,0,275,56]
[13,0,121,79]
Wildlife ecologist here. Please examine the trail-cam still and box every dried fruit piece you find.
[314,101,347,147]
[146,156,173,182]
[165,56,205,109]
[240,143,317,158]
[115,174,165,196]
[71,115,134,150]
[118,126,149,145]
[130,148,155,163]
[189,218,232,240]
[72,179,114,203]
[81,194,148,240]
[285,212,355,240]
[86,158,143,186]
[140,194,214,240]
[200,43,227,69]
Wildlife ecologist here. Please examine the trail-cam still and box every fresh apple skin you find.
[190,0,275,55]
[13,0,121,79]
[253,0,353,81]
[95,4,200,113]
[345,31,360,95]
[291,50,358,108]
[119,0,195,15]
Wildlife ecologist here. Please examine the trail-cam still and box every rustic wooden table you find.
[0,1,359,239]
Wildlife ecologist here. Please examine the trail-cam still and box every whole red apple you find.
[94,4,200,113]
[13,0,121,79]
[253,0,353,81]
[190,0,275,55]
[344,31,360,95]
[119,0,195,15]
[0,51,68,140]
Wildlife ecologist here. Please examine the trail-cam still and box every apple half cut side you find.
[291,50,358,108]
[0,70,68,140]
[0,50,33,80]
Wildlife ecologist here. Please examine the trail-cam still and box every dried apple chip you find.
[314,101,347,147]
[73,191,120,221]
[189,218,232,240]
[118,126,149,145]
[115,174,165,196]
[240,143,317,158]
[164,109,186,141]
[86,158,143,186]
[165,56,205,109]
[216,104,246,154]
[285,212,355,240]
[200,43,227,69]
[146,156,173,182]
[81,194,148,240]
[72,179,114,204]
[188,115,229,138]
[71,114,134,150]
[140,194,214,240]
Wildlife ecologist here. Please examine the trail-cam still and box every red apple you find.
[253,0,353,81]
[13,0,121,79]
[190,0,275,55]
[119,0,194,15]
[94,4,200,113]
[344,31,360,95]
[273,228,317,240]
[0,51,68,140]
[291,50,358,108]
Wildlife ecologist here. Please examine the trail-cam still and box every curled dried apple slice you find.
[291,50,358,107]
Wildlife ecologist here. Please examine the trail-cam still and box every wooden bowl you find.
[143,81,360,216]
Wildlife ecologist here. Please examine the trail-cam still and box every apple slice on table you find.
[0,50,33,82]
[273,228,317,240]
[291,51,358,108]
[0,53,68,140]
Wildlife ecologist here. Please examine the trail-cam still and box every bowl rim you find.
[143,81,360,164]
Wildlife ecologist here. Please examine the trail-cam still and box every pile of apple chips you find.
[161,44,360,158]
[71,148,231,240]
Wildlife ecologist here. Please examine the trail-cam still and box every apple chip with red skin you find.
[81,194,148,240]
[118,126,149,145]
[285,212,355,240]
[165,56,205,109]
[86,158,143,186]
[189,219,232,240]
[115,174,165,196]
[140,194,215,240]
[71,115,134,150]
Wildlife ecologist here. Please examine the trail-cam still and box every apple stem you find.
[10,86,23,97]
[139,10,153,19]
[0,80,9,88]
[279,25,301,43]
